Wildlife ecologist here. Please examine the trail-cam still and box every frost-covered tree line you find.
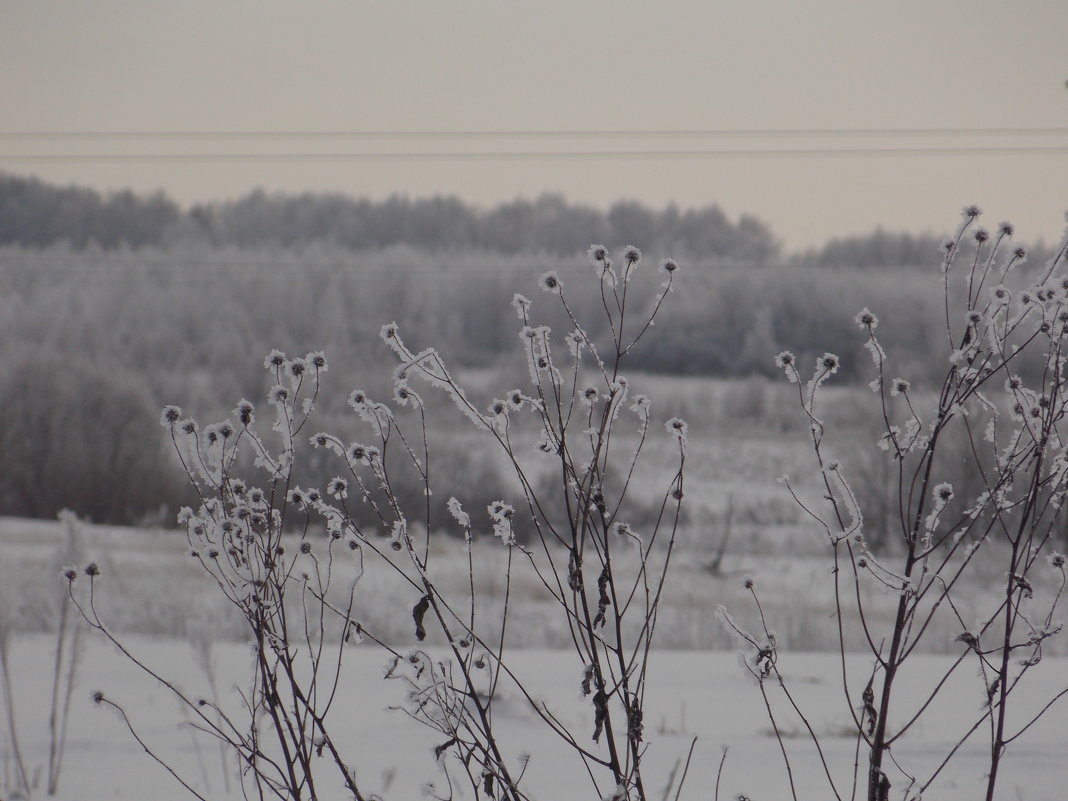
[12,171,1056,269]
[1,234,1062,527]
[1,173,775,261]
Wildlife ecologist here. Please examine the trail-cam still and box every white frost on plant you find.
[511,293,532,321]
[487,501,516,545]
[665,417,688,452]
[447,497,471,530]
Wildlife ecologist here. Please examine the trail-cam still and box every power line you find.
[0,127,1066,140]
[3,145,1068,163]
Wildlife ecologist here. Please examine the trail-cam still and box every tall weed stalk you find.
[69,246,689,800]
[729,208,1068,801]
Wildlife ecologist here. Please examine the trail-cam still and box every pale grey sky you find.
[2,0,1066,251]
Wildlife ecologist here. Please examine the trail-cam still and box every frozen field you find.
[3,633,1066,800]
[3,478,1067,801]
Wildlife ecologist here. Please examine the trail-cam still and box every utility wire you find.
[3,146,1068,162]
[1,127,1067,139]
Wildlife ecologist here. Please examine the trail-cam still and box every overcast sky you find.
[2,0,1066,251]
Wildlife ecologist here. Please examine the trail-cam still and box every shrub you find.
[0,353,181,524]
[71,245,693,801]
[730,209,1068,801]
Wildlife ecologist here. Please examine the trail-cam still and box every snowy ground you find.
[3,633,1066,801]
[3,509,1067,800]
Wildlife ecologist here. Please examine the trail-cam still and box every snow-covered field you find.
[3,500,1067,801]
[3,634,1067,800]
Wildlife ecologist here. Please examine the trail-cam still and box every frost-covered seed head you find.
[160,406,182,427]
[489,399,507,416]
[774,351,795,369]
[488,501,515,520]
[1049,552,1066,569]
[234,400,255,426]
[855,308,878,329]
[264,350,286,369]
[511,293,532,319]
[269,385,289,404]
[934,483,954,503]
[349,390,368,408]
[622,245,641,264]
[666,417,688,437]
[307,351,327,371]
[286,358,306,379]
[62,566,78,582]
[539,271,562,294]
[507,389,524,408]
[587,244,608,264]
[819,353,840,373]
[1014,246,1027,259]
[999,221,1014,236]
[84,562,100,577]
[890,378,910,396]
[963,204,982,219]
[631,394,651,413]
[180,419,198,436]
[659,258,679,275]
[300,542,312,555]
[974,228,989,243]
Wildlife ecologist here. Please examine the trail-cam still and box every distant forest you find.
[0,172,962,268]
[1,172,1061,526]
